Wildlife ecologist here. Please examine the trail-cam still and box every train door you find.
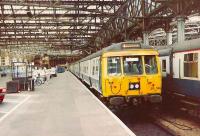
[121,55,144,96]
[103,56,123,96]
[98,57,102,93]
[143,55,162,95]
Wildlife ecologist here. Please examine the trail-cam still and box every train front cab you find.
[101,50,162,105]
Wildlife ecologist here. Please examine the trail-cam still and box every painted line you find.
[0,95,31,123]
[6,94,29,97]
[3,100,20,103]
[69,72,136,136]
[0,111,8,114]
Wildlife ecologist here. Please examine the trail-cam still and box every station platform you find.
[0,72,135,136]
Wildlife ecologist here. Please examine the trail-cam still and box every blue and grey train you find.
[159,38,200,107]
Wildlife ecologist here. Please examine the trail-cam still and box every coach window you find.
[96,60,99,75]
[184,53,198,78]
[144,55,158,74]
[92,60,95,75]
[162,59,166,72]
[107,57,121,75]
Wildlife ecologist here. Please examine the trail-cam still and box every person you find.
[32,67,39,80]
[45,68,51,81]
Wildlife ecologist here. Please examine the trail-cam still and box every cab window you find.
[144,55,158,74]
[123,56,143,75]
[107,57,121,75]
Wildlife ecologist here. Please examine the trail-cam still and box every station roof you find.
[0,0,125,56]
[0,0,200,61]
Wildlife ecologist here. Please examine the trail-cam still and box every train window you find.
[92,60,95,75]
[184,53,198,78]
[96,60,99,74]
[107,57,121,75]
[96,66,98,72]
[162,60,166,72]
[92,66,95,75]
[144,56,158,74]
[123,56,143,75]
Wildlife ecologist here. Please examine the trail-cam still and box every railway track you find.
[114,104,200,136]
[88,87,174,136]
[80,78,200,136]
[114,107,174,136]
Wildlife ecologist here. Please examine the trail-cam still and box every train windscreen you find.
[123,56,143,75]
[144,55,158,74]
[107,57,121,76]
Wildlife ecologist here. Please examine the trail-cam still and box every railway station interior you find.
[0,0,200,136]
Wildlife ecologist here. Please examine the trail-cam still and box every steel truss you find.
[1,0,200,61]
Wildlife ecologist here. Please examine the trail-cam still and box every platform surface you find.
[0,72,135,136]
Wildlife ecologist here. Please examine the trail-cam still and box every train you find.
[70,41,162,106]
[159,38,200,107]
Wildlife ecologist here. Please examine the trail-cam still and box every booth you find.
[7,62,34,93]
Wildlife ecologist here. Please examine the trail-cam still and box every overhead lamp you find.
[26,6,32,18]
[39,28,43,33]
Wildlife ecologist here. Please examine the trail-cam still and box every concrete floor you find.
[0,75,11,88]
[0,72,135,136]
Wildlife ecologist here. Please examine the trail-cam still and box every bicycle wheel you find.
[35,79,42,86]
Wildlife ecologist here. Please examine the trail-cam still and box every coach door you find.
[144,55,162,95]
[105,57,123,96]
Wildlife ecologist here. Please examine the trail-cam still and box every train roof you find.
[156,45,172,56]
[80,41,154,62]
[173,38,200,52]
[158,38,200,56]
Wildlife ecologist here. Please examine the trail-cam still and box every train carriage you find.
[159,38,200,106]
[70,42,162,105]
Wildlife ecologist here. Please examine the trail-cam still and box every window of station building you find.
[162,59,166,72]
[184,53,198,78]
[107,57,121,76]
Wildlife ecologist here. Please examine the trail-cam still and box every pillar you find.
[166,31,173,45]
[143,31,149,46]
[177,16,185,44]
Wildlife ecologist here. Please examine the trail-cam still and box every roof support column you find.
[166,30,172,45]
[143,31,149,46]
[177,16,185,44]
[164,21,173,46]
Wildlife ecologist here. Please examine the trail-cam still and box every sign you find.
[122,43,141,49]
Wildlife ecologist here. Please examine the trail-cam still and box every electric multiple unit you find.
[70,42,162,105]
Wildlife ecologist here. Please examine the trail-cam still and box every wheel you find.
[35,79,42,86]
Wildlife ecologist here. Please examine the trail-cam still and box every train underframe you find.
[100,94,162,107]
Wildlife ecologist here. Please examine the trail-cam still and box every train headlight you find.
[135,84,139,89]
[130,84,134,89]
[129,82,140,90]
